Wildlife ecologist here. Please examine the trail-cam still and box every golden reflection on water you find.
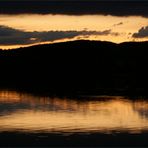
[0,90,148,133]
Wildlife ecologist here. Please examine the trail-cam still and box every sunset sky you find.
[0,1,148,49]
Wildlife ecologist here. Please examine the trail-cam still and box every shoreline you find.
[0,131,148,147]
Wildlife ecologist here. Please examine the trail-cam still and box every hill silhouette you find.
[0,40,148,96]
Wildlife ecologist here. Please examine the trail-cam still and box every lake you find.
[0,90,148,146]
[1,1,148,147]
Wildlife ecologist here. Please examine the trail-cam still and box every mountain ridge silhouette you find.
[1,40,148,96]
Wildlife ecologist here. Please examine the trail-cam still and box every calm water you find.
[0,90,148,134]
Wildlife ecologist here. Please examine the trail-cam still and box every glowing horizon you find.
[0,14,148,49]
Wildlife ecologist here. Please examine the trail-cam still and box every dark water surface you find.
[0,90,148,146]
[1,90,148,134]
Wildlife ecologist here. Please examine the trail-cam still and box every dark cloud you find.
[81,29,111,35]
[133,26,148,38]
[113,22,124,27]
[0,25,118,45]
[0,1,148,17]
